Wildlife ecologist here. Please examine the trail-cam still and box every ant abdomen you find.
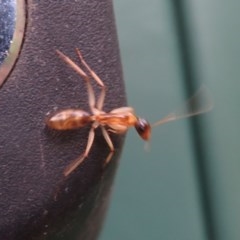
[46,109,91,130]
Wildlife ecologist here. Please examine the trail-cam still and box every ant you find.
[46,48,212,177]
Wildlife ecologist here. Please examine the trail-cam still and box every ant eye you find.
[135,118,151,140]
[135,119,147,133]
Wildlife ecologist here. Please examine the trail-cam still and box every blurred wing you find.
[152,85,213,127]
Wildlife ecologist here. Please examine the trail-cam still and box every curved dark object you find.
[0,1,126,240]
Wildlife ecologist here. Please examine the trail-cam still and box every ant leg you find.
[101,126,115,165]
[63,125,96,176]
[110,107,135,114]
[75,48,106,111]
[56,50,96,113]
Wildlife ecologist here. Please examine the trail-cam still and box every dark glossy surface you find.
[0,0,15,64]
[0,0,26,86]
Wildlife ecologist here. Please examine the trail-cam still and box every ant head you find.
[135,118,151,141]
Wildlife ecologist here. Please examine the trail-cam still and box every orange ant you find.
[46,48,212,177]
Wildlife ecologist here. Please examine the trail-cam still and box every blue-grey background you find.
[100,0,240,240]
